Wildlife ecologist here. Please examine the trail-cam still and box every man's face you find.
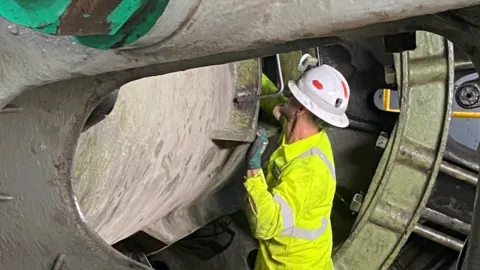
[279,97,303,120]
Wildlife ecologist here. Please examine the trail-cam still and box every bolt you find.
[52,253,66,270]
[375,132,389,151]
[0,193,13,202]
[0,104,22,114]
[350,193,364,213]
[456,82,480,109]
[7,24,18,35]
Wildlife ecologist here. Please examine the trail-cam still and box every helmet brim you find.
[288,80,349,128]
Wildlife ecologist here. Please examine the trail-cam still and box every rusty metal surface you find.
[58,0,124,35]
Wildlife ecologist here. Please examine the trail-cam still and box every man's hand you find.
[246,128,269,170]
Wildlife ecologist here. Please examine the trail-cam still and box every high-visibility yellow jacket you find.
[244,74,336,270]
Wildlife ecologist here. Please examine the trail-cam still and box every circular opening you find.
[82,89,118,132]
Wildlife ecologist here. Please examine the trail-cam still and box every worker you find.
[244,54,350,270]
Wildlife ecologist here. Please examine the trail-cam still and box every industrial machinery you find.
[0,1,480,269]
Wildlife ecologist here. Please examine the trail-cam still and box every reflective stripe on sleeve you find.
[282,217,328,239]
[297,146,336,180]
[273,194,294,228]
[273,194,328,240]
[273,147,335,181]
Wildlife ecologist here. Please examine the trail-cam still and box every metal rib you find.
[440,161,478,186]
[413,224,464,252]
[422,208,471,235]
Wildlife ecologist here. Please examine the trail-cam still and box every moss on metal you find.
[73,134,97,197]
[279,51,303,83]
[233,59,260,129]
[232,111,252,128]
[235,59,260,90]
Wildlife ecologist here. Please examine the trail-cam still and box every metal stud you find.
[0,104,22,114]
[0,193,13,202]
[52,253,66,270]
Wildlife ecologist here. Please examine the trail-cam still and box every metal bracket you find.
[235,54,284,102]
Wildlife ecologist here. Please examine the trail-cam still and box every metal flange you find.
[333,31,453,269]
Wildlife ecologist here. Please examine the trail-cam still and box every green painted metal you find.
[332,31,453,269]
[107,0,146,35]
[0,0,148,36]
[0,0,70,34]
[73,0,169,49]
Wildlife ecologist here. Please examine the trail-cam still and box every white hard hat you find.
[287,63,350,128]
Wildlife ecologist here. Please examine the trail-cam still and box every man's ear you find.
[296,106,308,116]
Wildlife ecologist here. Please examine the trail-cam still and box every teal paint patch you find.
[83,14,90,18]
[107,0,146,35]
[0,0,71,34]
[40,21,60,34]
[73,0,169,50]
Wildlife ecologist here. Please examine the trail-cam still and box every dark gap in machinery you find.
[147,211,256,270]
[113,231,168,256]
[391,234,458,270]
[82,88,119,132]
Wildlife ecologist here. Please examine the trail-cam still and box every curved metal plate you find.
[0,75,150,269]
[333,31,453,269]
[0,59,258,269]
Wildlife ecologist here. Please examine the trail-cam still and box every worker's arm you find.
[244,168,310,240]
[261,74,288,121]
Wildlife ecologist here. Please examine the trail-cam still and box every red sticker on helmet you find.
[312,80,323,90]
[341,81,348,98]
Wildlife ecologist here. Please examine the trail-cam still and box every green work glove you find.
[246,128,269,170]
